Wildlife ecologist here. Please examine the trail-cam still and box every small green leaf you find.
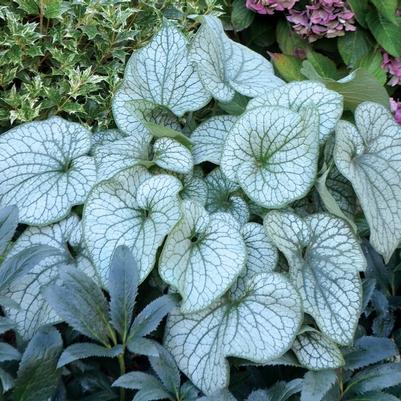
[145,122,192,150]
[270,53,304,82]
[231,0,255,31]
[113,372,162,390]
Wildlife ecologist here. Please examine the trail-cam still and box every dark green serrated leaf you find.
[108,245,139,341]
[13,326,62,401]
[57,343,123,368]
[301,370,337,401]
[0,367,14,394]
[344,336,398,370]
[346,392,400,401]
[113,372,162,390]
[44,267,111,346]
[348,363,401,394]
[127,294,177,343]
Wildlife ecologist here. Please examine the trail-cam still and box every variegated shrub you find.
[1,15,401,397]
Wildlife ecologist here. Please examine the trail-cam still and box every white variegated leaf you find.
[94,132,151,181]
[247,82,343,142]
[91,129,125,152]
[180,174,208,206]
[231,222,278,296]
[3,215,97,339]
[159,199,246,313]
[334,102,401,262]
[0,117,96,226]
[165,273,302,395]
[264,211,366,345]
[83,166,182,285]
[293,328,344,370]
[205,168,249,225]
[221,107,319,208]
[191,115,238,165]
[189,16,283,102]
[113,20,210,129]
[113,97,181,137]
[153,137,193,174]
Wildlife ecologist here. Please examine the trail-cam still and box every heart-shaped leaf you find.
[83,166,182,285]
[334,102,401,262]
[221,107,319,208]
[189,16,283,102]
[264,210,366,345]
[0,117,96,225]
[159,199,246,313]
[292,328,344,370]
[247,82,343,142]
[112,20,210,131]
[3,215,97,339]
[205,168,249,225]
[191,115,238,165]
[165,272,302,394]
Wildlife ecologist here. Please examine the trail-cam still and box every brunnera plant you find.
[0,14,401,397]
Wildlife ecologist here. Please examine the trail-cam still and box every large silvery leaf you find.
[247,82,343,142]
[264,211,366,345]
[292,328,344,370]
[334,102,401,262]
[0,117,96,226]
[189,16,283,102]
[205,168,249,225]
[165,272,302,394]
[221,106,319,208]
[191,115,238,165]
[3,215,97,339]
[159,199,246,313]
[0,205,18,255]
[83,166,182,285]
[112,20,210,131]
[231,222,278,295]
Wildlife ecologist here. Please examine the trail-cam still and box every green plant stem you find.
[118,353,126,401]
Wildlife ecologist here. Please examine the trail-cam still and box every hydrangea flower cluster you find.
[287,0,356,42]
[246,0,298,15]
[390,98,401,125]
[382,53,401,86]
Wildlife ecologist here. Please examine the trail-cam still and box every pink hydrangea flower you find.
[287,0,356,42]
[382,53,401,86]
[246,0,298,15]
[390,98,401,125]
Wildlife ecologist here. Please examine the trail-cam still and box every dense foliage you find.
[1,5,401,401]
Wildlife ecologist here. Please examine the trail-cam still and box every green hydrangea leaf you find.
[165,272,302,395]
[205,168,249,225]
[247,82,343,143]
[231,222,278,296]
[264,211,366,345]
[83,166,182,285]
[3,215,97,339]
[159,199,246,313]
[334,102,401,262]
[293,328,344,370]
[0,117,96,225]
[113,20,210,125]
[221,107,319,208]
[191,115,238,165]
[189,15,283,102]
